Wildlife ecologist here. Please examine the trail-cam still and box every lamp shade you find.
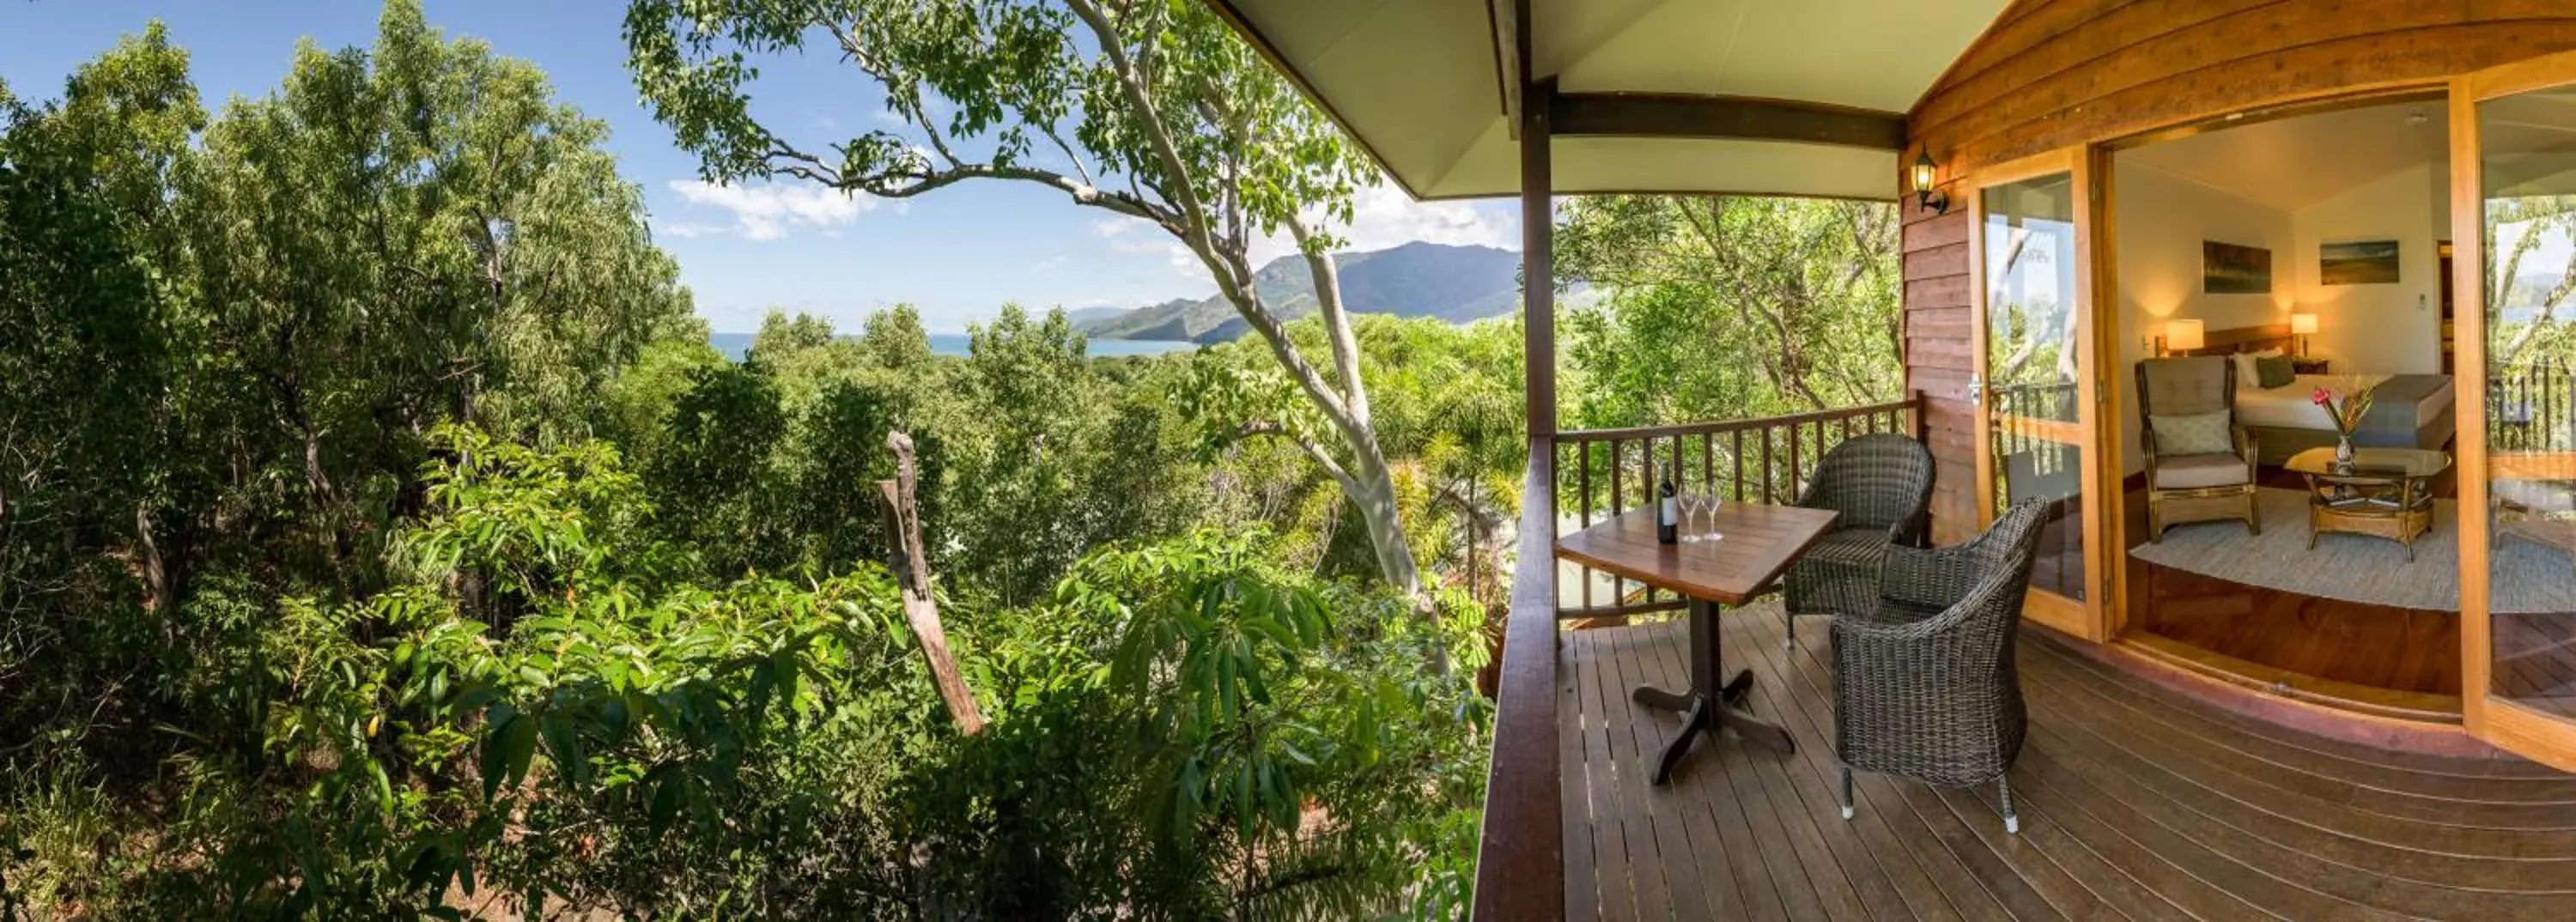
[2166,318,2205,351]
[2290,312,2319,335]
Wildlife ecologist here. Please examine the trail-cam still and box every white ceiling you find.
[1218,0,2013,199]
[2119,100,2451,213]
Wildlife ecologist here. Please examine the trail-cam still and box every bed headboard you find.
[2172,323,2293,358]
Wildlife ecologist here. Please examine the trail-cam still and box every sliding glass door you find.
[1971,149,2111,640]
[2458,52,2576,770]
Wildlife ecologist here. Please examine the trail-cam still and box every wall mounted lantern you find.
[1912,149,1950,215]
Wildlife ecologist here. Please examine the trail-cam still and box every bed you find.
[2172,325,2456,465]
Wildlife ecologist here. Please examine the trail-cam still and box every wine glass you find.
[1689,494,1718,543]
[1698,493,1724,543]
[1678,493,1705,543]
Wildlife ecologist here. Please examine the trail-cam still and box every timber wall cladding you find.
[1898,0,2576,542]
[1903,198,1978,546]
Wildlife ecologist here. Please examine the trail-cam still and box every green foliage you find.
[904,529,1489,919]
[1191,316,1525,601]
[1556,196,1903,428]
[621,0,1434,595]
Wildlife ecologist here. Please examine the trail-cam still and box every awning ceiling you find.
[1211,0,2014,200]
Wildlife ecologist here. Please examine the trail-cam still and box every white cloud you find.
[665,179,878,241]
[1087,185,1516,276]
[652,218,726,240]
[1337,184,1518,252]
[1092,216,1196,269]
[1239,183,1519,265]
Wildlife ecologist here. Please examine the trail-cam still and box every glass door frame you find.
[2454,51,2576,771]
[1966,145,2114,642]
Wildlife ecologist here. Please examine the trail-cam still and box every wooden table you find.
[1555,502,1840,785]
[2284,446,2449,561]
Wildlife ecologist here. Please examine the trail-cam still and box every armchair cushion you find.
[2153,452,2253,489]
[2149,409,2234,456]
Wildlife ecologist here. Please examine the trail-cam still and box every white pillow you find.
[2232,352,2261,385]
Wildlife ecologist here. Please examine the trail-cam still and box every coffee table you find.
[2283,446,2450,561]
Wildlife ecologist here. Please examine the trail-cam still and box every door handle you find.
[1965,374,1986,403]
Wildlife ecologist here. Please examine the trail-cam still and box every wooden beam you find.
[1469,438,1564,922]
[1522,76,1557,438]
[1492,0,1526,139]
[1550,92,1908,150]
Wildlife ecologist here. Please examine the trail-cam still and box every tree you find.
[1555,196,1902,428]
[0,21,204,726]
[177,0,696,589]
[622,0,1428,601]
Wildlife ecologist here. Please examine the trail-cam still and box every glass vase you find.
[2334,434,2354,473]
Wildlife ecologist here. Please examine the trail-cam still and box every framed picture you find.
[2202,240,2272,294]
[2320,240,2401,285]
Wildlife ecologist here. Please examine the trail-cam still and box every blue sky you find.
[0,0,1520,333]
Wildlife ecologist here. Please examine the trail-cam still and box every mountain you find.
[1079,241,1524,343]
[1062,305,1137,326]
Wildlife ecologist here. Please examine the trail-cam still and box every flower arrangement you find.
[2309,375,2379,437]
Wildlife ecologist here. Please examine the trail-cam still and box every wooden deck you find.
[1558,601,2576,921]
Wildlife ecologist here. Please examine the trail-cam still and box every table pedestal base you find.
[1631,598,1795,785]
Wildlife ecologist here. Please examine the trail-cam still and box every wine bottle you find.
[1656,478,1678,544]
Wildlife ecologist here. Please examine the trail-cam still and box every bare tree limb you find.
[1240,421,1356,494]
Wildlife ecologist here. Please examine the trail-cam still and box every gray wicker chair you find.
[1783,433,1935,652]
[1830,499,2049,835]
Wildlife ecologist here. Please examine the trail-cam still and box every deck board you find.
[1559,601,2576,921]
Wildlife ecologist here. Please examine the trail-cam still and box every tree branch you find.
[1240,421,1356,494]
[1065,0,1224,265]
[1286,214,1368,418]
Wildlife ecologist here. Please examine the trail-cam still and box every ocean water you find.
[708,331,1200,361]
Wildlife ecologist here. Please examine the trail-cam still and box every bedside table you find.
[2292,358,2330,374]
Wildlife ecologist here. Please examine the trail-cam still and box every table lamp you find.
[2290,312,2318,355]
[2162,318,2204,356]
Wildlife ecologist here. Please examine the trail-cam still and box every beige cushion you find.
[2154,453,2251,490]
[2150,409,2234,456]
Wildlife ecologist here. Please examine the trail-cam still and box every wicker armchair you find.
[2137,356,2260,541]
[1783,433,1935,651]
[1831,500,2049,835]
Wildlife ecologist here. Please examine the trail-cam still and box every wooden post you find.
[1524,76,1558,439]
[1469,6,1566,907]
[879,431,984,736]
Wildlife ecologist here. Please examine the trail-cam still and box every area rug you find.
[2128,488,2576,615]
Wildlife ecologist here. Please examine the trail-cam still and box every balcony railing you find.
[2494,360,2573,452]
[1550,393,1926,621]
[1470,393,1926,920]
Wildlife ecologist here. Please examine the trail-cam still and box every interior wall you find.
[2292,163,2446,375]
[2110,161,2295,475]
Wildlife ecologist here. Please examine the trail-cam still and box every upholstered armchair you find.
[2137,356,2260,542]
[1832,499,2049,835]
[1783,434,1935,651]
